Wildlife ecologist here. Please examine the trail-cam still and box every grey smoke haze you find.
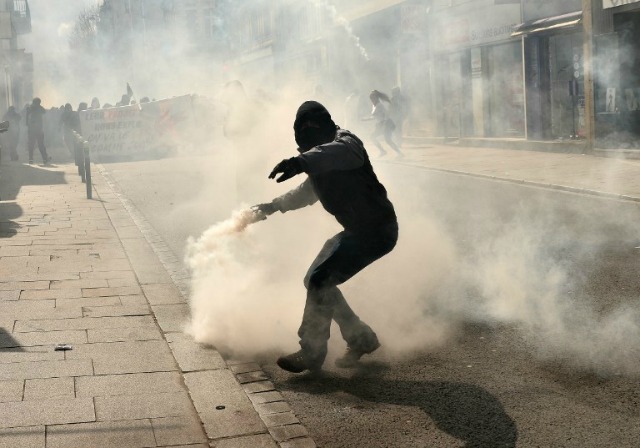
[27,1,640,376]
[22,0,99,106]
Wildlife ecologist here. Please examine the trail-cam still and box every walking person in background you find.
[366,90,402,158]
[389,86,408,149]
[3,106,21,161]
[252,101,399,374]
[26,98,50,164]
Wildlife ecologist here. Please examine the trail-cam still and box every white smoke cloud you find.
[30,1,640,377]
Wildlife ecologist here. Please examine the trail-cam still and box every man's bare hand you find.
[269,157,303,183]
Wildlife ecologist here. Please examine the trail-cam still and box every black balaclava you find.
[293,101,337,152]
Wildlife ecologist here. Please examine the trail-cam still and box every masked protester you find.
[252,101,399,373]
[26,98,51,164]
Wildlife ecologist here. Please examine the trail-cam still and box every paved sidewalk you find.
[0,162,315,448]
[396,143,640,202]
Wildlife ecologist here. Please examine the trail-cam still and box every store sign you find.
[603,0,640,9]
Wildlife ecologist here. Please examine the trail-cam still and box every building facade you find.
[0,0,32,111]
[90,0,639,151]
[429,0,524,139]
[590,0,640,148]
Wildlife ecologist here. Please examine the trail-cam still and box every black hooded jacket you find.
[271,128,397,232]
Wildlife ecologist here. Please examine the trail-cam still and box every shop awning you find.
[511,11,582,37]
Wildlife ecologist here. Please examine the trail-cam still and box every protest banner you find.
[79,95,194,160]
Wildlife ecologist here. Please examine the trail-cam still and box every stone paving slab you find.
[46,420,156,448]
[80,270,138,280]
[150,415,209,446]
[82,285,142,297]
[184,370,266,440]
[20,288,83,300]
[0,397,95,428]
[212,433,279,448]
[0,346,65,364]
[14,315,155,332]
[87,324,163,343]
[106,276,140,287]
[0,290,21,300]
[142,283,187,305]
[112,290,155,302]
[165,333,227,372]
[0,426,45,448]
[0,280,49,291]
[151,304,190,333]
[94,391,195,421]
[0,329,87,348]
[56,295,122,308]
[0,379,24,402]
[82,304,150,318]
[75,371,186,398]
[50,278,109,289]
[0,359,93,380]
[0,300,81,321]
[65,340,177,375]
[24,377,75,400]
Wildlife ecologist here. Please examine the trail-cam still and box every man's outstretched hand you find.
[249,203,277,222]
[269,157,303,183]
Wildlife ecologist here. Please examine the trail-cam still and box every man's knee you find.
[305,269,337,291]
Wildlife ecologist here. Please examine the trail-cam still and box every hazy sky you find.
[20,1,101,102]
[22,0,99,55]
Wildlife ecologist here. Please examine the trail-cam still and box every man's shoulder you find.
[335,128,363,145]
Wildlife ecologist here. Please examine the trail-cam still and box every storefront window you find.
[549,33,584,139]
[485,42,525,137]
[615,12,640,140]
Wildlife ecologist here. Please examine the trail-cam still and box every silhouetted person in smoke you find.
[389,86,408,148]
[252,101,398,373]
[365,90,402,158]
[3,106,21,161]
[90,97,100,109]
[116,94,131,107]
[26,98,50,164]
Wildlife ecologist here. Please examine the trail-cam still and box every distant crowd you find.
[1,81,410,165]
[1,90,153,164]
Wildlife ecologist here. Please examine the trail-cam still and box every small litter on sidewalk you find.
[54,344,73,351]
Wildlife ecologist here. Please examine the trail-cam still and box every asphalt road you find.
[102,154,640,448]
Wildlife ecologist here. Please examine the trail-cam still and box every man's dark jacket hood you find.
[294,101,336,151]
